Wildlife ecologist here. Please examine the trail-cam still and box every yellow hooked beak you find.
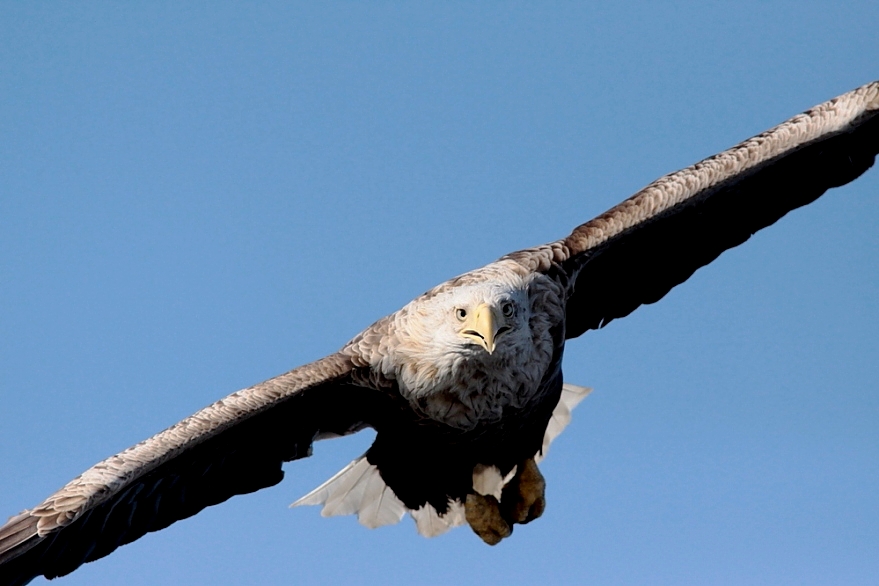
[460,303,509,354]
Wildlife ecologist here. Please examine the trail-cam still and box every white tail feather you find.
[410,502,466,537]
[537,383,592,463]
[291,382,592,537]
[357,470,407,528]
[472,463,517,500]
[321,458,373,517]
[291,457,406,527]
[290,458,364,508]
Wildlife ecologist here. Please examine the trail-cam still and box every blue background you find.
[1,3,877,585]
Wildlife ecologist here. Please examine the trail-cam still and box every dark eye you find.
[455,308,467,321]
[501,301,515,318]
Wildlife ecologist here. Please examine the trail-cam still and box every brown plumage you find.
[1,81,878,585]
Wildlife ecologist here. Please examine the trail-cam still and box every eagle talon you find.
[501,458,546,525]
[465,493,512,545]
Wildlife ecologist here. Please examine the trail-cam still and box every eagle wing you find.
[502,81,879,338]
[0,353,394,585]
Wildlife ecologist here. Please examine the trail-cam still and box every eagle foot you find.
[500,457,546,525]
[465,493,512,545]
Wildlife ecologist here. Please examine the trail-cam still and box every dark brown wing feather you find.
[503,81,879,338]
[0,353,393,585]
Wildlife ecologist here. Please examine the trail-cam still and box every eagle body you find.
[337,260,567,516]
[1,81,878,585]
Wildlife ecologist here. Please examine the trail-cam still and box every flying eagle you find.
[1,81,877,585]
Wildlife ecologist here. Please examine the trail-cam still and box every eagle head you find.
[373,263,563,427]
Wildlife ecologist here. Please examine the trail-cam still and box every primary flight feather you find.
[1,80,877,585]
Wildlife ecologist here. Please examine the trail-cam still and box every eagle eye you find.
[455,308,467,321]
[501,301,515,318]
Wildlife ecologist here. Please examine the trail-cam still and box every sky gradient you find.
[1,3,878,585]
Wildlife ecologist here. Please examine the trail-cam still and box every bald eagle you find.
[1,81,877,585]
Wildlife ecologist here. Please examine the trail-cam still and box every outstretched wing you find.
[504,81,879,338]
[0,353,391,585]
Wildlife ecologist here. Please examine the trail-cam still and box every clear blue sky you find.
[1,3,877,585]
